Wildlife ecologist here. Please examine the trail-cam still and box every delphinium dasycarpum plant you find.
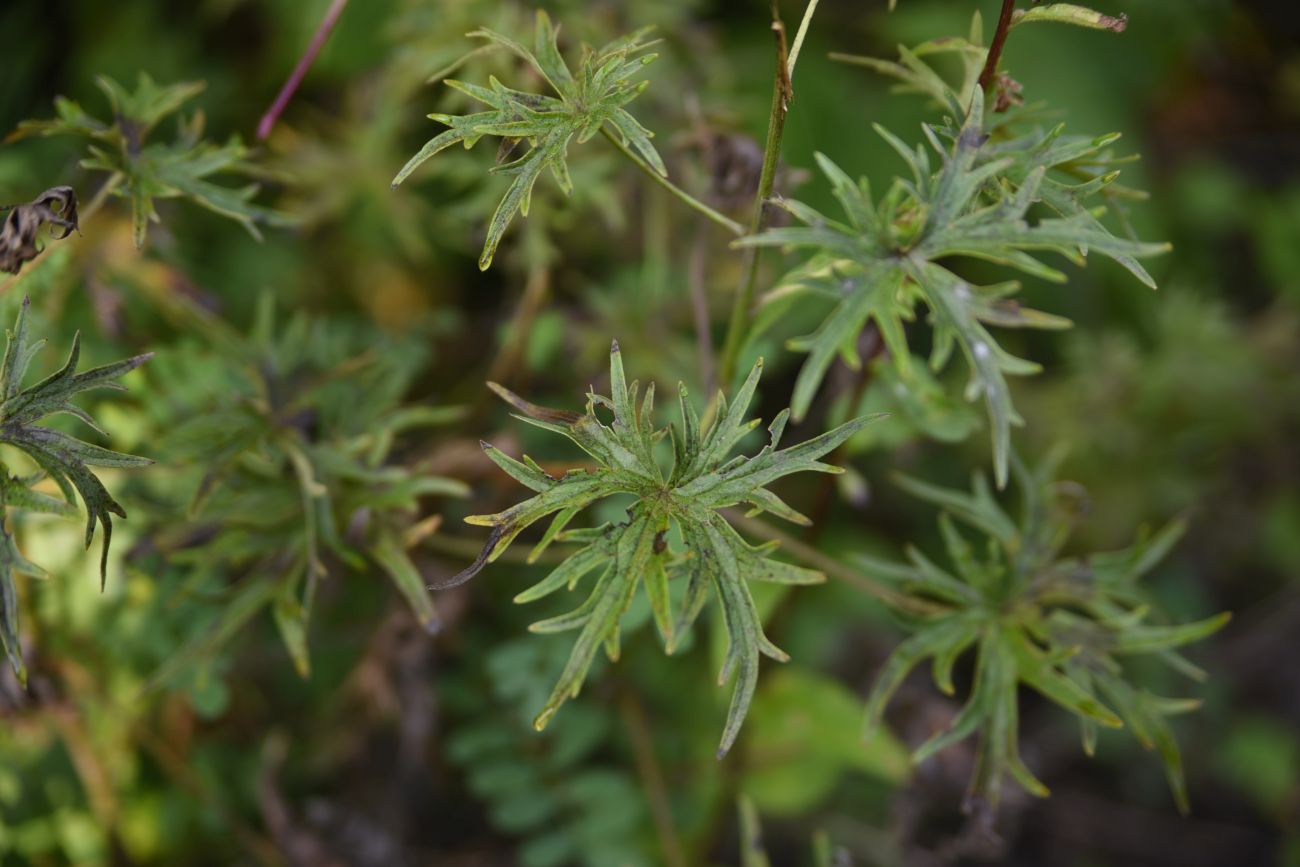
[392,1,1228,823]
[447,341,879,756]
[857,452,1228,816]
[13,73,293,249]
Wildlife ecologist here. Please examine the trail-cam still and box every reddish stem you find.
[978,0,1017,92]
[256,0,352,141]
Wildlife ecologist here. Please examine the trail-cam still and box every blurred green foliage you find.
[0,0,1297,865]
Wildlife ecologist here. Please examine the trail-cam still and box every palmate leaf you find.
[392,11,665,270]
[856,453,1228,815]
[742,86,1169,487]
[12,73,292,249]
[454,341,881,755]
[151,303,467,685]
[0,297,150,683]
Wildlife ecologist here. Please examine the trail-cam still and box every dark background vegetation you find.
[0,0,1298,865]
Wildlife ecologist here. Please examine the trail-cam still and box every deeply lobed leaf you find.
[392,11,665,269]
[858,454,1227,814]
[745,49,1169,488]
[13,73,292,249]
[458,341,880,754]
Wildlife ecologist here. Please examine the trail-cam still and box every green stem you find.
[82,171,124,222]
[602,127,744,237]
[486,264,550,386]
[716,13,795,389]
[786,0,822,83]
[727,510,950,618]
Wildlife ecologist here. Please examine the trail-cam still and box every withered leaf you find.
[0,187,79,275]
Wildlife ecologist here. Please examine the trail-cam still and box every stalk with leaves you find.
[146,299,466,684]
[392,10,741,270]
[12,73,293,249]
[393,0,1225,824]
[0,298,150,683]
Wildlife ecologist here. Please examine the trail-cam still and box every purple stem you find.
[256,0,352,141]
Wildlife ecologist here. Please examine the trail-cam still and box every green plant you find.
[392,10,741,270]
[0,298,150,683]
[742,86,1167,486]
[146,299,465,682]
[402,0,1230,826]
[456,342,878,754]
[858,452,1228,814]
[13,73,292,248]
[444,636,650,867]
[0,1,1267,862]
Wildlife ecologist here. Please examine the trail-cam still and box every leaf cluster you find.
[12,73,292,248]
[0,298,150,684]
[149,300,466,681]
[746,47,1168,486]
[392,11,665,270]
[857,452,1229,814]
[458,342,879,755]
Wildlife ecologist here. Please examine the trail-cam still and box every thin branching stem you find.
[82,171,124,222]
[602,127,745,237]
[726,510,950,618]
[619,688,688,867]
[688,215,717,394]
[421,531,568,567]
[786,0,821,83]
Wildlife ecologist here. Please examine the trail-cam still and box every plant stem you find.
[804,325,883,540]
[619,689,688,867]
[487,264,550,386]
[978,0,1017,92]
[716,9,795,389]
[82,171,124,222]
[687,215,717,395]
[726,510,949,618]
[257,0,352,140]
[601,127,745,237]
